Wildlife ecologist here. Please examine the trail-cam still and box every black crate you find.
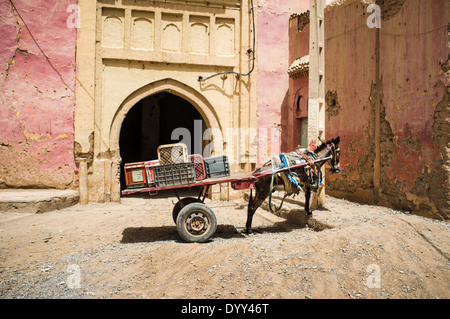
[204,155,230,178]
[153,162,196,187]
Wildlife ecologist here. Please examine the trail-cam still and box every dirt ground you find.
[0,189,449,299]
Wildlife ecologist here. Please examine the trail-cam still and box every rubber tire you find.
[172,197,202,224]
[176,202,217,243]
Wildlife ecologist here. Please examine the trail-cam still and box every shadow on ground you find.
[119,214,330,244]
[120,224,246,243]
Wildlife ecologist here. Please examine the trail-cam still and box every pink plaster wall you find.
[380,0,448,189]
[256,0,309,163]
[378,0,449,218]
[0,0,77,188]
[324,0,377,196]
[324,0,449,218]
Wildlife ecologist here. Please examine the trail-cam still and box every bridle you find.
[326,141,341,174]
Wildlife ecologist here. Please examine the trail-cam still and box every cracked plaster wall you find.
[324,0,449,219]
[0,0,77,189]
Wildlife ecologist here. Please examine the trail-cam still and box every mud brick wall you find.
[0,0,77,189]
[324,0,449,219]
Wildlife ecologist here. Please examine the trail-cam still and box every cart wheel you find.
[172,197,202,224]
[176,203,217,243]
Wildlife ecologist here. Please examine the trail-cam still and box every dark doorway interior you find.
[119,92,206,190]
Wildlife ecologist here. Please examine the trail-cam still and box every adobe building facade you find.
[286,11,311,152]
[3,0,447,219]
[74,0,311,203]
[1,0,309,203]
[74,0,262,203]
[287,0,449,219]
[324,0,449,220]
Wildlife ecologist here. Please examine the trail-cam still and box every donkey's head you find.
[316,136,341,174]
[329,136,341,173]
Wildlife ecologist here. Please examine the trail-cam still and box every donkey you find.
[245,136,341,234]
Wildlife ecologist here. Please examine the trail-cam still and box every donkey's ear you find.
[334,136,340,145]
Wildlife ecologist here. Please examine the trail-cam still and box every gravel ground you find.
[0,191,449,299]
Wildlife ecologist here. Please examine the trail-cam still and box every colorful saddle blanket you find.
[271,149,321,194]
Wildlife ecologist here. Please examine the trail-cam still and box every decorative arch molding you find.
[109,78,222,152]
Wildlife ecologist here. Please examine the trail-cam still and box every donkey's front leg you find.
[246,191,264,234]
[246,178,270,234]
[304,187,312,215]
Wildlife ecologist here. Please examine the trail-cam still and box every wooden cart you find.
[121,155,333,243]
[122,172,256,243]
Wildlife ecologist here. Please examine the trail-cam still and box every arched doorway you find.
[118,92,207,190]
[108,78,223,201]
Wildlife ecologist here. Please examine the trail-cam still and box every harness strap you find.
[268,159,287,213]
[268,153,302,213]
[279,153,300,190]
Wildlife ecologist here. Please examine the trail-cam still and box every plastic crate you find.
[188,154,207,181]
[144,159,159,187]
[124,162,148,188]
[157,143,188,165]
[153,162,196,187]
[204,155,230,178]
